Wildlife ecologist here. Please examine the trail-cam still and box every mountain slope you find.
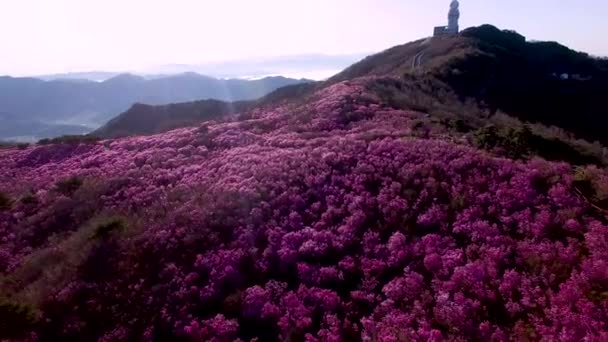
[0,74,310,141]
[1,76,608,340]
[330,25,608,145]
[1,26,608,340]
[94,100,252,138]
[436,26,608,144]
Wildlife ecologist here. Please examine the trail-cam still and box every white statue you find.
[448,0,460,34]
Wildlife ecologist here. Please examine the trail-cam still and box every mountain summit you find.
[330,25,608,143]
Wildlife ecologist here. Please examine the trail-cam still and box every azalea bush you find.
[0,78,606,341]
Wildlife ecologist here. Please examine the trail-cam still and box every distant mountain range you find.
[34,54,368,82]
[0,73,311,142]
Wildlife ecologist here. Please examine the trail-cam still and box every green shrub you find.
[474,125,529,156]
[0,142,30,150]
[474,125,501,149]
[0,301,38,339]
[20,192,39,206]
[411,119,425,130]
[473,123,604,164]
[92,217,127,240]
[574,167,591,184]
[0,215,130,308]
[0,192,12,210]
[450,118,472,133]
[502,125,533,159]
[54,176,83,196]
[38,135,100,145]
[528,134,603,166]
[588,290,608,303]
[573,166,608,209]
[449,195,466,211]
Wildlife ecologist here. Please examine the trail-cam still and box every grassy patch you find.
[0,301,39,340]
[472,122,605,165]
[0,215,131,308]
[0,192,12,210]
[573,167,608,209]
[473,125,532,159]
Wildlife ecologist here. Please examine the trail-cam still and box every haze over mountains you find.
[34,54,368,82]
[0,73,311,142]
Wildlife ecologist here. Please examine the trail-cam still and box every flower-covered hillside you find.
[0,78,607,341]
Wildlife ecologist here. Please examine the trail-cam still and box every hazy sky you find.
[1,0,606,75]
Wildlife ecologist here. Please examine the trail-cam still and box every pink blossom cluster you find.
[0,79,607,341]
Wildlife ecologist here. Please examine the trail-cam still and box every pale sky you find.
[1,0,606,76]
